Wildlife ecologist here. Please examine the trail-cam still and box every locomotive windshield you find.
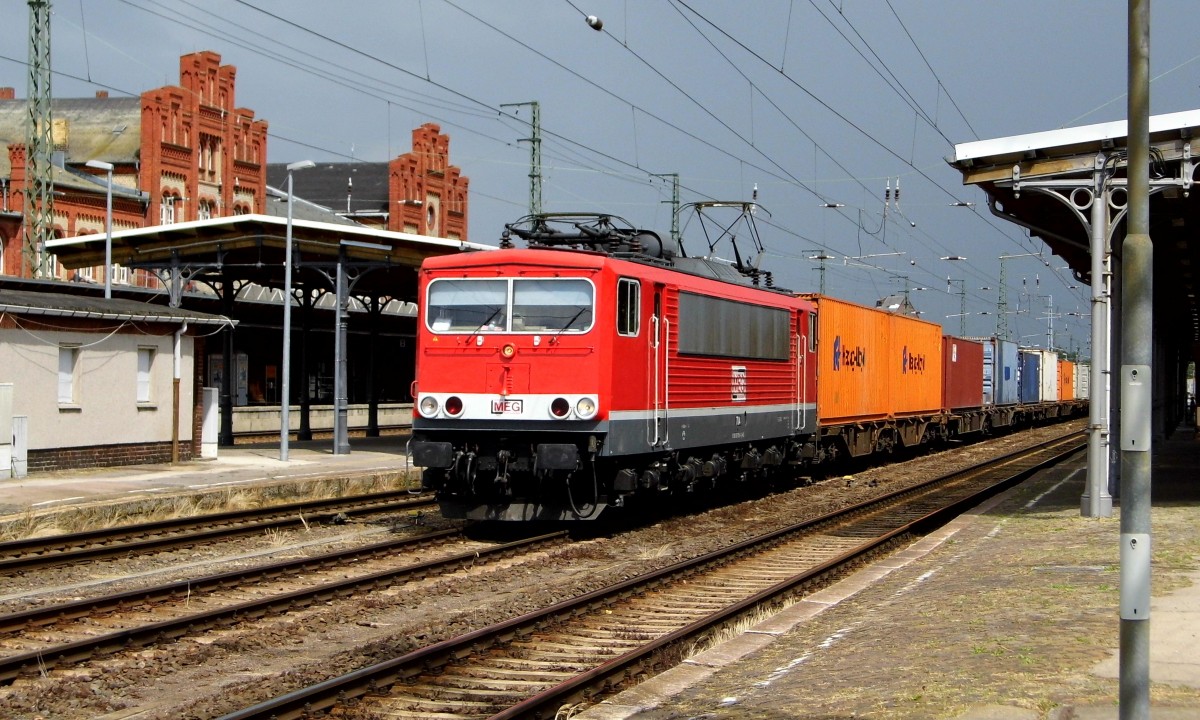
[427,278,594,334]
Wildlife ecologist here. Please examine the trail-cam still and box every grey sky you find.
[3,1,1196,350]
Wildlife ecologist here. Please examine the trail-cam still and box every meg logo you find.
[833,335,866,371]
[491,398,524,414]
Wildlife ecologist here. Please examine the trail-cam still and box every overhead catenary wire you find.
[7,1,1070,316]
[46,0,1008,266]
[668,0,1040,256]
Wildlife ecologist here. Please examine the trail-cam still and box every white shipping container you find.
[1039,350,1059,402]
[1076,363,1091,400]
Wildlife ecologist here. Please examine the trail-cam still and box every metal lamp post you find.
[333,238,390,455]
[281,159,315,462]
[85,160,114,299]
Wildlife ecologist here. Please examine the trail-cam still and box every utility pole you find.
[24,0,53,278]
[501,101,541,217]
[653,173,680,251]
[1120,2,1152,716]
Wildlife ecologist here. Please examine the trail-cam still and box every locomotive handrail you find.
[663,317,671,445]
[795,332,807,431]
[650,313,660,447]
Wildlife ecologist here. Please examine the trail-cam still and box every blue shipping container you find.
[978,338,1020,406]
[1020,350,1041,404]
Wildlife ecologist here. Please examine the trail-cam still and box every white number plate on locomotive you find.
[491,398,524,414]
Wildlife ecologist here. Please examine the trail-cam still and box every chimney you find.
[0,87,14,100]
[95,90,109,99]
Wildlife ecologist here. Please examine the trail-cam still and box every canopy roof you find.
[47,213,494,301]
[949,109,1200,346]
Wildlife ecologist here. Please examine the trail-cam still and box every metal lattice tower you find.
[807,250,832,294]
[997,260,1009,340]
[501,101,542,217]
[24,0,54,278]
[654,173,680,251]
[948,277,967,336]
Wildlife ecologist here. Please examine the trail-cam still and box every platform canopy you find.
[948,109,1200,347]
[46,213,494,301]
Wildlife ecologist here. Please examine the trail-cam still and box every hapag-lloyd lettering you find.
[901,345,927,374]
[832,335,866,371]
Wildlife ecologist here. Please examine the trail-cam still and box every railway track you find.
[0,490,436,573]
[0,527,569,683]
[219,432,1085,720]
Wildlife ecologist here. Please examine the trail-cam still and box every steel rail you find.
[498,436,1086,719]
[217,432,1084,720]
[0,491,435,572]
[0,530,568,683]
[0,527,464,635]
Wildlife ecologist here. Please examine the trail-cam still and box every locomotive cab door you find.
[795,309,816,432]
[649,285,669,447]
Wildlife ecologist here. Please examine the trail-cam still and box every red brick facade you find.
[140,51,268,223]
[1,51,268,285]
[390,124,469,240]
[27,441,195,473]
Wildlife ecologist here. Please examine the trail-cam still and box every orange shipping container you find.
[1058,359,1076,401]
[806,295,944,425]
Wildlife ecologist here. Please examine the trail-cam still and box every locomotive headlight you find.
[418,396,440,417]
[501,343,517,359]
[444,396,464,417]
[575,396,597,419]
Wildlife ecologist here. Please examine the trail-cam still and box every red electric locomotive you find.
[410,209,818,520]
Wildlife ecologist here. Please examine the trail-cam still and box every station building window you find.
[136,347,155,404]
[58,345,79,405]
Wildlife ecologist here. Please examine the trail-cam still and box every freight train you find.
[409,208,1086,521]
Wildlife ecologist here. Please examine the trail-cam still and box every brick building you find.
[2,54,471,289]
[0,50,269,286]
[265,123,469,240]
[0,50,477,468]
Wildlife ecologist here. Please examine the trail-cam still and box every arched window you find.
[160,195,176,225]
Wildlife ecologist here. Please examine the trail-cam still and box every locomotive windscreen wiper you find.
[470,307,504,335]
[555,306,587,335]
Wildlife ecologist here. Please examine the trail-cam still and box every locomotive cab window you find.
[427,279,508,332]
[617,278,640,336]
[426,277,594,334]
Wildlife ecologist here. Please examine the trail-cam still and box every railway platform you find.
[0,434,414,516]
